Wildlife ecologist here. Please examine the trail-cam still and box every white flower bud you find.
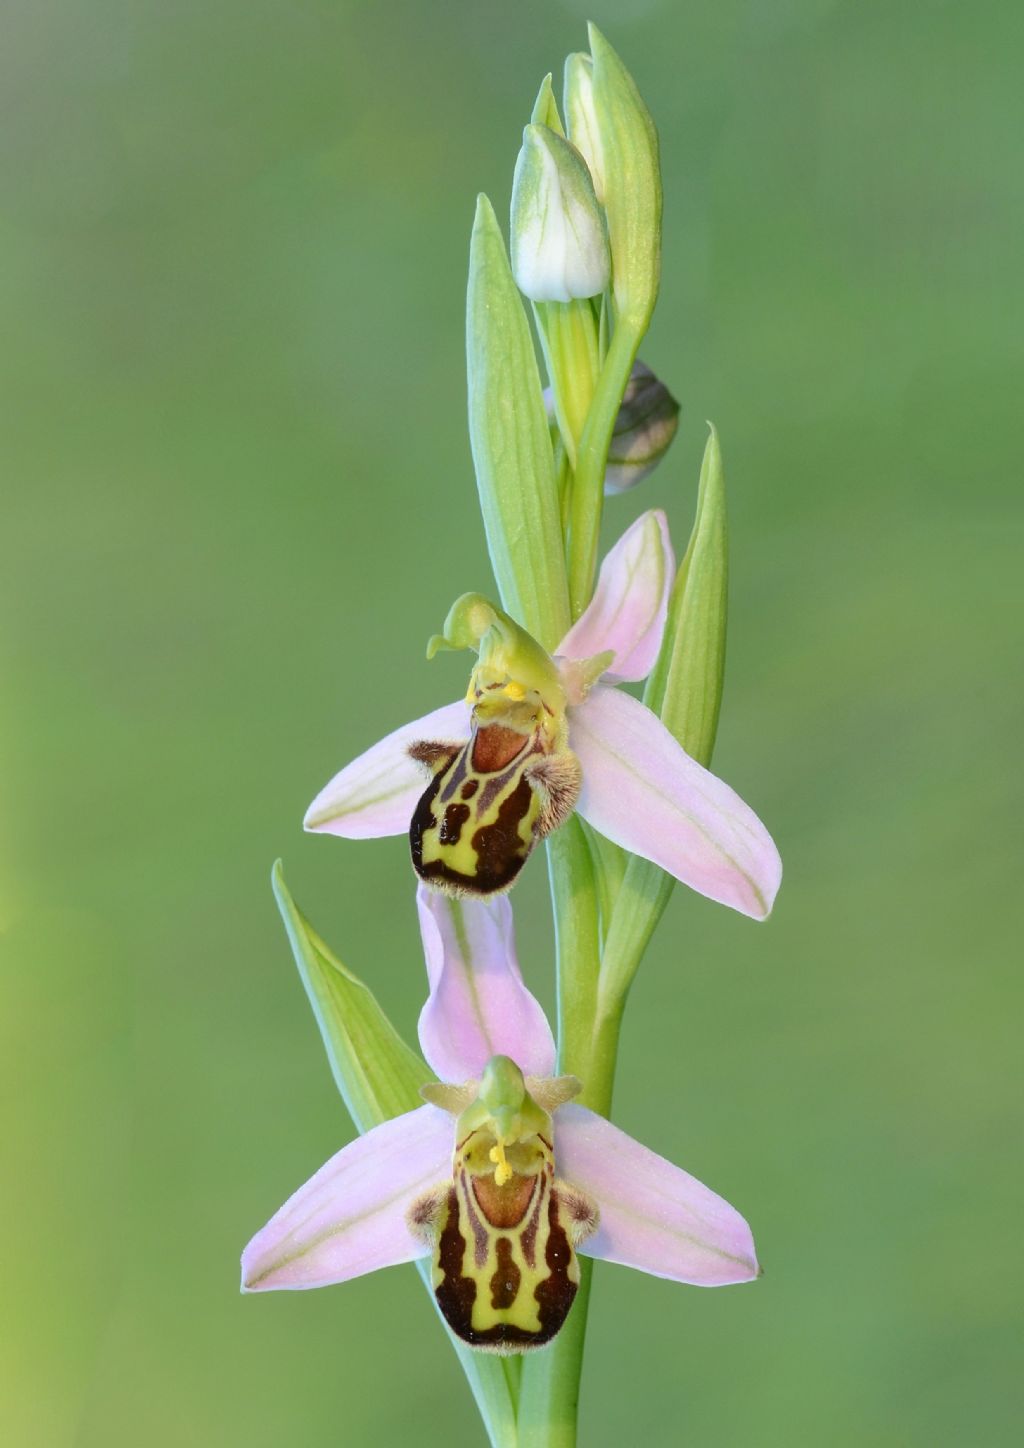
[563,53,606,203]
[510,123,610,304]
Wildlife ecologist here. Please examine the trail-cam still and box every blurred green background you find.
[2,0,1021,1443]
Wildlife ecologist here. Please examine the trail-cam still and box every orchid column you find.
[242,25,780,1448]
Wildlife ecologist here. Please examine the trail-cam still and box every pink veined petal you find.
[556,510,674,683]
[303,700,470,839]
[416,886,556,1082]
[240,1105,451,1292]
[570,686,782,920]
[555,1105,759,1286]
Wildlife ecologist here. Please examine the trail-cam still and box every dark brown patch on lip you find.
[439,801,470,845]
[489,1238,522,1310]
[472,1172,537,1229]
[470,774,534,887]
[435,1187,478,1334]
[460,779,479,800]
[472,724,527,772]
[532,1191,577,1336]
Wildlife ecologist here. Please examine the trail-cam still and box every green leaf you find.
[271,860,428,1133]
[588,24,662,329]
[467,193,570,652]
[599,425,729,1003]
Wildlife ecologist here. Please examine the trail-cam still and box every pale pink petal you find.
[303,700,470,838]
[556,511,674,682]
[241,1105,450,1292]
[416,887,556,1082]
[556,1105,759,1286]
[570,686,781,919]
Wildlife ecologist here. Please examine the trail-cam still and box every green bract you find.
[466,194,570,654]
[647,424,729,761]
[271,860,428,1131]
[588,23,662,328]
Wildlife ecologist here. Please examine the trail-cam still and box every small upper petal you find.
[416,887,556,1082]
[557,511,674,683]
[240,1104,450,1292]
[304,700,470,839]
[555,1105,759,1286]
[570,685,782,919]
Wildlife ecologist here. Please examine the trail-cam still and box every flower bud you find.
[563,53,605,202]
[604,361,680,494]
[510,123,610,303]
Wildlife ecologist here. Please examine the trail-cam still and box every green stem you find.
[518,828,629,1446]
[535,301,601,471]
[545,819,601,1079]
[517,1263,593,1448]
[565,319,641,620]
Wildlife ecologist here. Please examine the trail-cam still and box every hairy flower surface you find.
[241,887,760,1351]
[304,512,781,917]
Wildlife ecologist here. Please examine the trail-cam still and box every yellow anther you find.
[489,1139,513,1187]
[503,680,526,701]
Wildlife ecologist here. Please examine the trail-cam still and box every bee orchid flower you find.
[304,511,781,919]
[241,886,760,1352]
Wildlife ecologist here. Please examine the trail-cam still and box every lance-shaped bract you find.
[242,887,761,1352]
[511,123,610,304]
[304,512,781,919]
[467,195,570,653]
[587,23,661,327]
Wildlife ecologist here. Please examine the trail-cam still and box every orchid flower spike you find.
[305,511,782,919]
[241,887,760,1352]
